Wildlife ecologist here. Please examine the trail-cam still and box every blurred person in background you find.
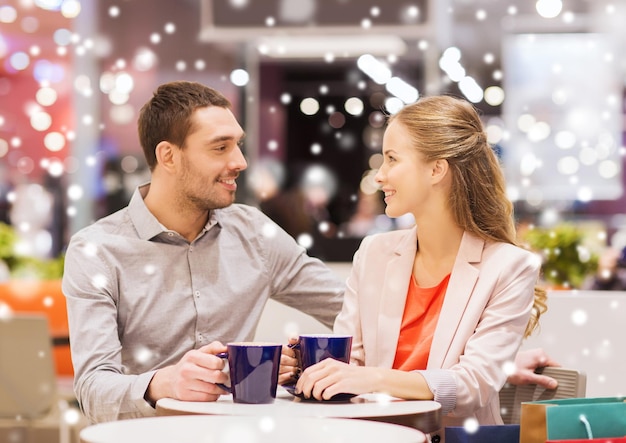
[588,245,626,290]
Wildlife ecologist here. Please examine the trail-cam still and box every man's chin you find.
[209,195,237,210]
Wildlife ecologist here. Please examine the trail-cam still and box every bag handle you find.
[579,414,593,439]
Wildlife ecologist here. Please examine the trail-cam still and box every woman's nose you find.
[374,167,384,184]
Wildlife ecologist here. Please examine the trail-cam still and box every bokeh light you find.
[9,52,30,71]
[133,47,157,71]
[300,97,319,116]
[0,5,17,23]
[536,0,563,18]
[44,132,65,152]
[484,86,504,106]
[35,87,58,106]
[21,16,40,33]
[61,0,81,18]
[344,97,363,116]
[328,112,345,129]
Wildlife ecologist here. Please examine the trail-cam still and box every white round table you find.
[80,414,427,443]
[156,387,441,434]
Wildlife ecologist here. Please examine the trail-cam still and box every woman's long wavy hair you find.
[389,95,546,338]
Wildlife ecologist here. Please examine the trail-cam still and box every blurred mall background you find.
[1,0,625,266]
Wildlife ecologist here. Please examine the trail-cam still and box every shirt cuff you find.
[417,369,456,415]
[132,370,160,414]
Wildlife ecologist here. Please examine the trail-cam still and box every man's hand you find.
[278,336,300,386]
[145,341,229,405]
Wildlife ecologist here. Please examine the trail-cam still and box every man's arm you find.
[257,210,345,328]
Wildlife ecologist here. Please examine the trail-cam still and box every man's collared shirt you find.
[63,183,344,423]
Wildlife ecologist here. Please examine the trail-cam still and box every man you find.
[62,81,344,423]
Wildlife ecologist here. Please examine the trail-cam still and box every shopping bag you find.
[445,425,519,443]
[546,412,626,441]
[546,438,626,442]
[520,397,626,443]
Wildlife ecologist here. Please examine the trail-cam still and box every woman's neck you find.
[412,213,463,286]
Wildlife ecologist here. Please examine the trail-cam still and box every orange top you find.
[392,273,450,370]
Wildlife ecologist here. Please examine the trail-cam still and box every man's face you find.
[176,106,247,211]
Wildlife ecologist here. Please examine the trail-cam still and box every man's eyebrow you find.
[207,132,246,144]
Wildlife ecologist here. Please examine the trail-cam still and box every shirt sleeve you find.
[417,369,457,414]
[333,238,366,366]
[62,233,155,423]
[256,209,345,329]
[441,249,540,418]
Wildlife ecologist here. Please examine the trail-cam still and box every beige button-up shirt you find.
[63,184,344,423]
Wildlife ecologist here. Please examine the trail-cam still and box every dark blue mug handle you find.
[215,352,231,393]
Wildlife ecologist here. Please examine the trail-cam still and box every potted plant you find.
[0,221,65,281]
[522,222,599,289]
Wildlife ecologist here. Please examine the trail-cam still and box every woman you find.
[295,95,545,430]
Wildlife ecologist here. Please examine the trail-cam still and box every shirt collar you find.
[128,183,220,241]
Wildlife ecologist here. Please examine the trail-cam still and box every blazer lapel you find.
[428,232,483,369]
[376,226,417,367]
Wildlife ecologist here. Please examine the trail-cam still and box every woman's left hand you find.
[295,358,375,400]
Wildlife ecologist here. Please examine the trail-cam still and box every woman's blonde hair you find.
[389,95,546,338]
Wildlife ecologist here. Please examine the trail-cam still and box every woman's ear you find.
[431,159,449,183]
[154,141,176,173]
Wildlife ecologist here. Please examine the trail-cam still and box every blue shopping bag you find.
[445,425,520,443]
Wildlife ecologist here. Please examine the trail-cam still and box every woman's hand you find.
[507,348,560,389]
[295,358,376,400]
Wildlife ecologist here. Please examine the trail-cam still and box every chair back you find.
[0,314,57,418]
[499,366,587,425]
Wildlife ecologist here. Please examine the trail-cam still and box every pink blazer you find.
[334,226,540,427]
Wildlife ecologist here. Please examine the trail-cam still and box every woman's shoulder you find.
[359,227,416,253]
[483,239,541,268]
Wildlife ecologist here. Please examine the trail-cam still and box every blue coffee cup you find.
[296,334,353,370]
[217,342,282,404]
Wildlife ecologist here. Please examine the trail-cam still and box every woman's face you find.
[375,120,435,219]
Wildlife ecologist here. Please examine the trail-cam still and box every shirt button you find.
[167,232,174,237]
[190,246,194,252]
[195,291,200,297]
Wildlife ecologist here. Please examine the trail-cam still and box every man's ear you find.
[155,141,176,173]
[431,159,449,183]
